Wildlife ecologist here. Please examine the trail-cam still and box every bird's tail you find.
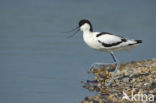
[136,40,142,44]
[124,39,142,46]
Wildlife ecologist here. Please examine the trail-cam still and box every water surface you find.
[0,0,156,103]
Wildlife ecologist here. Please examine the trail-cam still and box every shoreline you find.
[80,58,156,103]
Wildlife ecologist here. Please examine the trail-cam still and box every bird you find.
[69,19,142,86]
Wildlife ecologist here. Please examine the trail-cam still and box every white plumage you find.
[82,30,141,52]
[97,34,122,44]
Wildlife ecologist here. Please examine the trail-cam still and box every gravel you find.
[80,58,156,103]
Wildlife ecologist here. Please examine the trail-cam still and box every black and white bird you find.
[70,19,142,86]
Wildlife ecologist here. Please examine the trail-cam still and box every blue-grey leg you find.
[90,62,115,69]
[106,52,119,86]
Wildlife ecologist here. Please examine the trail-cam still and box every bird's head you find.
[79,19,93,32]
[65,19,93,38]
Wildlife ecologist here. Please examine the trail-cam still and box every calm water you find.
[0,0,156,103]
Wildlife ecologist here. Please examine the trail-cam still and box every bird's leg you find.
[106,52,119,86]
[110,52,120,73]
[90,62,115,69]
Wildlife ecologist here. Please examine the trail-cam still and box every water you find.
[0,0,156,103]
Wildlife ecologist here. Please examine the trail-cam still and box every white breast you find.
[83,32,102,50]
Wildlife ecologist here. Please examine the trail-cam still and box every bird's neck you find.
[83,30,92,35]
[83,30,94,39]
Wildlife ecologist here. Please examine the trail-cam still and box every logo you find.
[122,89,154,102]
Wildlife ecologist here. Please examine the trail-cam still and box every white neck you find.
[83,30,91,34]
[83,30,94,41]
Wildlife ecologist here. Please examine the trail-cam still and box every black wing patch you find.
[98,38,127,47]
[96,32,112,37]
[98,40,122,47]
